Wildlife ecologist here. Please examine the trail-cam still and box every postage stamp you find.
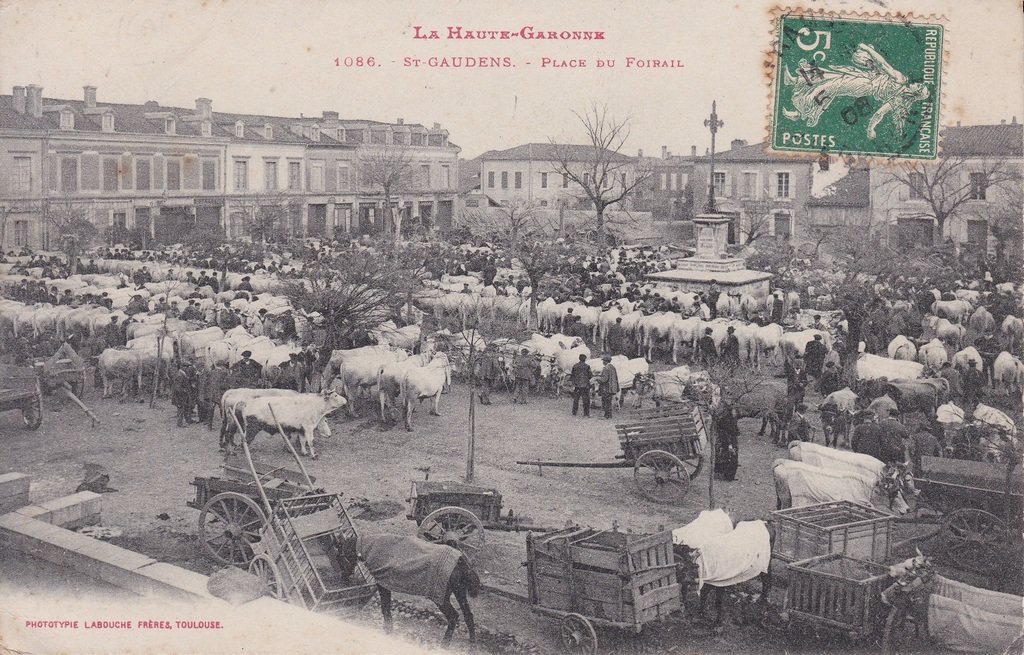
[769,11,944,159]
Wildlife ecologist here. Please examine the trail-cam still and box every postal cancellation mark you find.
[770,13,943,159]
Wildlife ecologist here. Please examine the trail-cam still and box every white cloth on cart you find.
[671,509,732,547]
[789,441,885,478]
[777,459,878,508]
[927,575,1023,653]
[696,520,771,589]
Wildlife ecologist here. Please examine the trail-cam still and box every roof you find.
[806,167,871,207]
[457,156,481,193]
[941,123,1023,157]
[478,142,635,163]
[699,141,805,163]
[0,93,453,148]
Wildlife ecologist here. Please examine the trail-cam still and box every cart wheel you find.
[560,613,598,655]
[634,450,689,503]
[939,508,1007,573]
[417,506,485,561]
[199,492,267,566]
[248,554,283,599]
[22,399,42,430]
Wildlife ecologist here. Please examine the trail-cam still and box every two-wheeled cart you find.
[0,365,42,430]
[517,402,708,503]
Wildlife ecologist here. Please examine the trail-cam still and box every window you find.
[234,121,244,138]
[12,157,31,193]
[201,121,211,137]
[101,113,114,132]
[337,165,350,191]
[712,171,726,197]
[420,164,431,188]
[908,172,925,200]
[202,159,217,190]
[135,158,151,191]
[500,171,508,189]
[112,212,126,229]
[233,160,248,191]
[969,172,988,200]
[775,172,790,198]
[310,161,324,191]
[680,173,689,188]
[562,173,569,188]
[514,172,522,189]
[311,125,320,142]
[13,220,28,247]
[660,173,667,190]
[487,171,495,188]
[670,173,677,191]
[392,132,405,145]
[102,158,118,191]
[60,157,78,192]
[166,160,181,190]
[59,111,73,130]
[541,172,548,189]
[741,172,757,199]
[264,161,278,190]
[264,124,273,140]
[441,164,450,188]
[164,118,175,135]
[288,162,301,190]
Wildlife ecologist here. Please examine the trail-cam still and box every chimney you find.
[1013,116,1018,124]
[637,148,643,158]
[12,86,25,114]
[83,85,96,108]
[26,85,43,118]
[397,118,404,125]
[661,145,668,159]
[1001,119,1007,125]
[666,150,672,158]
[322,110,338,121]
[691,145,697,157]
[956,120,961,127]
[730,138,748,150]
[195,97,212,119]
[432,122,440,130]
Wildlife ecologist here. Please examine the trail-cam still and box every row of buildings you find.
[0,83,1020,258]
[0,85,460,251]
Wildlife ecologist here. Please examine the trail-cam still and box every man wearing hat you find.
[180,299,203,322]
[232,350,263,388]
[722,326,741,364]
[962,359,984,409]
[477,343,502,405]
[698,327,717,365]
[569,353,592,417]
[237,276,254,293]
[512,348,534,405]
[817,360,843,396]
[126,294,148,316]
[804,333,828,378]
[597,355,619,419]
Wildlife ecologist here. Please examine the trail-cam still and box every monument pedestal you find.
[646,214,773,298]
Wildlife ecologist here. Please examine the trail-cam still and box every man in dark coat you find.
[102,316,123,348]
[851,412,885,460]
[721,326,740,364]
[817,361,843,396]
[476,344,502,405]
[569,354,592,417]
[482,259,498,287]
[715,404,740,481]
[878,412,910,464]
[232,350,263,388]
[804,334,828,378]
[606,317,626,355]
[596,355,619,419]
[962,360,985,409]
[237,276,254,292]
[939,361,962,399]
[171,363,199,427]
[512,348,534,405]
[786,356,809,406]
[770,292,785,324]
[698,328,717,365]
[707,281,721,320]
[204,361,232,431]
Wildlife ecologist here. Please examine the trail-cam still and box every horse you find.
[327,533,480,645]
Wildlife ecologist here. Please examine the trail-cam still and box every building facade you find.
[634,146,696,221]
[0,85,460,250]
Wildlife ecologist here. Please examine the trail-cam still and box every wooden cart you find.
[526,526,681,654]
[0,365,43,430]
[188,454,314,566]
[248,492,376,614]
[517,402,708,504]
[783,553,893,640]
[772,501,895,564]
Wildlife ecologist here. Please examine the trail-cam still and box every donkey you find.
[327,533,480,645]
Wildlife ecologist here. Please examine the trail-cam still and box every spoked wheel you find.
[22,399,42,430]
[634,449,689,503]
[248,554,283,599]
[681,453,703,480]
[939,508,1008,574]
[417,506,485,561]
[560,613,598,654]
[199,492,267,566]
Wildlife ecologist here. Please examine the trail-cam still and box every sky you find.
[0,0,1020,160]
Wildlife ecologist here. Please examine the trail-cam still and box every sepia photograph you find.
[0,1,1021,653]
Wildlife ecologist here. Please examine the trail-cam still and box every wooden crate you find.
[772,501,894,563]
[785,554,890,638]
[616,413,705,462]
[527,527,680,628]
[407,480,503,524]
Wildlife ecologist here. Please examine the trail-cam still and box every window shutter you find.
[81,154,100,190]
[120,155,133,189]
[47,156,58,191]
[153,155,165,190]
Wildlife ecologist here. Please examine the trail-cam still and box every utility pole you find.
[703,100,724,214]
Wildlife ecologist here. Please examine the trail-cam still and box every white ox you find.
[779,329,833,361]
[918,338,949,370]
[234,391,348,459]
[952,346,984,372]
[887,335,918,361]
[993,352,1024,395]
[401,353,453,431]
[219,388,332,450]
[856,353,924,380]
[378,353,434,420]
[97,348,141,398]
[337,349,410,415]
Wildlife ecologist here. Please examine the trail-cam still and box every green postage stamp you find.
[770,12,943,159]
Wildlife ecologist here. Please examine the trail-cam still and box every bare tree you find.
[236,191,303,246]
[968,174,1024,268]
[739,196,778,246]
[359,143,415,240]
[880,156,1018,244]
[463,197,542,251]
[515,239,577,330]
[549,103,653,244]
[45,196,97,275]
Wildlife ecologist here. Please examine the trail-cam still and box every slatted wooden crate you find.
[772,501,893,563]
[617,402,706,462]
[406,480,503,525]
[785,554,891,639]
[526,527,680,630]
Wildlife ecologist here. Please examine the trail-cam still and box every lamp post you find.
[703,100,724,214]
